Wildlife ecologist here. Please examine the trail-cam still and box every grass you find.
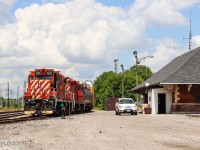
[0,107,24,112]
[93,107,103,110]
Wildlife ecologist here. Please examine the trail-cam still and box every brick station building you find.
[131,47,200,114]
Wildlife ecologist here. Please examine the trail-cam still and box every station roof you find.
[130,46,200,92]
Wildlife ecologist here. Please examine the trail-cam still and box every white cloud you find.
[0,0,200,96]
[129,0,200,26]
[0,0,17,23]
[192,35,200,48]
[141,38,187,72]
[1,1,146,68]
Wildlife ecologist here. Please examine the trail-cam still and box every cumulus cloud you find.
[140,38,188,72]
[129,0,200,26]
[1,1,146,69]
[192,35,200,48]
[0,0,17,23]
[0,0,200,96]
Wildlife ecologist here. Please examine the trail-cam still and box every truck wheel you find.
[134,112,137,115]
[131,112,133,115]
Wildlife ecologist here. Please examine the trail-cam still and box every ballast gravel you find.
[0,111,200,150]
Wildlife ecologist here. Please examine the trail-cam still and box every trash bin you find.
[144,107,151,114]
[142,104,151,114]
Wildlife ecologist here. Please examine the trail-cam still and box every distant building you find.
[131,47,200,114]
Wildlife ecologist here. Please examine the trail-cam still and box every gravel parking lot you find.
[0,110,200,150]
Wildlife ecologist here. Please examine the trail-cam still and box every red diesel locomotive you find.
[24,68,94,116]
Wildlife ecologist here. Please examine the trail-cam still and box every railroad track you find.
[0,111,24,119]
[0,111,48,124]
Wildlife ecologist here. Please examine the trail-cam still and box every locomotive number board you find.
[35,69,53,75]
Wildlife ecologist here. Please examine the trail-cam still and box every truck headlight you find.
[118,105,123,108]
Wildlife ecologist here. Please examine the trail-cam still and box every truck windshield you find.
[119,99,133,104]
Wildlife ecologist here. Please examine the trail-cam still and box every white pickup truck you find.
[115,98,137,115]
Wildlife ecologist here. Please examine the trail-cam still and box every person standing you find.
[60,103,66,119]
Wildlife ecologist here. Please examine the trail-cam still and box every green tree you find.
[94,65,153,109]
[94,71,121,109]
[130,65,153,83]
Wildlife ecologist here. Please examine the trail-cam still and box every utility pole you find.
[7,82,9,108]
[133,51,139,103]
[114,59,118,73]
[7,82,9,100]
[17,86,19,100]
[120,64,124,98]
[10,90,15,108]
[133,51,153,103]
[17,86,19,107]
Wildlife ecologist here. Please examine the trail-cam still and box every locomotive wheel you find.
[37,110,42,117]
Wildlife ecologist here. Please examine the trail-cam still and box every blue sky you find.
[0,0,200,98]
[97,0,134,8]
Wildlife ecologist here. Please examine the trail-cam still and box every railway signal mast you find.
[114,59,118,73]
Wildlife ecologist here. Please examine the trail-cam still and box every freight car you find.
[23,68,94,116]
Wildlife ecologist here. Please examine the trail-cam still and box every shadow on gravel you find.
[46,110,95,118]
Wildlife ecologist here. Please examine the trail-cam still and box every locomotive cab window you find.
[36,76,43,80]
[44,76,52,80]
[36,76,52,80]
[29,76,34,81]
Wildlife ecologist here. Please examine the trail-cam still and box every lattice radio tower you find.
[189,12,192,50]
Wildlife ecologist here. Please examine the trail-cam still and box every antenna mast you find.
[189,12,192,50]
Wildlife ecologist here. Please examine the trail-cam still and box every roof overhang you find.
[130,84,162,94]
[160,83,200,85]
[131,82,200,94]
